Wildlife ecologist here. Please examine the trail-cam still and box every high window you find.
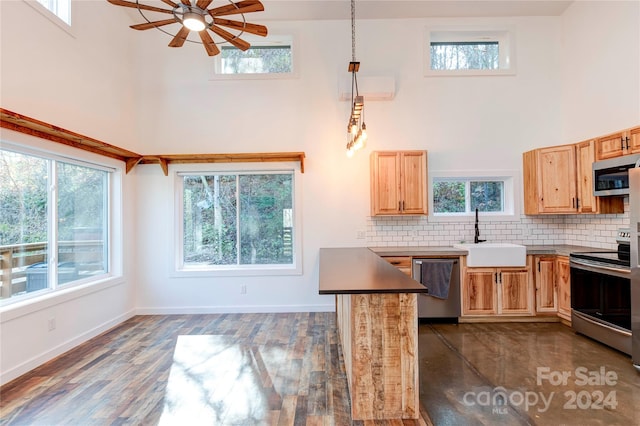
[425,28,515,76]
[213,35,296,79]
[430,172,518,219]
[178,169,300,274]
[34,0,71,25]
[0,148,111,303]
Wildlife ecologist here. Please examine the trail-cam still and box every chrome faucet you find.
[474,208,486,244]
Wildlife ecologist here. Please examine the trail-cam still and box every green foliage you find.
[182,173,294,266]
[433,181,465,213]
[221,46,292,74]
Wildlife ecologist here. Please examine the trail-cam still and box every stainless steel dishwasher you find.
[412,258,460,321]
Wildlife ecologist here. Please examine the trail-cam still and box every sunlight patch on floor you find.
[159,335,269,425]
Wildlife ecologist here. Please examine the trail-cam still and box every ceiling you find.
[258,1,574,21]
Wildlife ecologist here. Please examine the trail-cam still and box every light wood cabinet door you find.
[535,256,557,313]
[499,268,533,315]
[371,151,427,216]
[576,141,598,214]
[556,256,571,322]
[400,152,427,215]
[463,269,496,315]
[537,145,577,213]
[595,131,627,160]
[371,152,402,215]
[629,126,640,154]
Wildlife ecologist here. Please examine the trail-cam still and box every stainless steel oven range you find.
[570,229,631,355]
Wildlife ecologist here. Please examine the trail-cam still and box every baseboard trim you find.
[0,310,136,386]
[135,304,335,315]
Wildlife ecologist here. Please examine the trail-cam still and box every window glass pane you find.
[470,181,504,212]
[57,162,108,285]
[36,0,71,24]
[430,41,499,71]
[433,181,465,213]
[220,46,292,74]
[239,174,293,265]
[183,175,238,265]
[0,150,49,297]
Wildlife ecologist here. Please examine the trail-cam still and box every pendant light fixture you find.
[346,0,367,158]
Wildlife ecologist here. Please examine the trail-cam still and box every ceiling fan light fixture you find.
[183,12,206,32]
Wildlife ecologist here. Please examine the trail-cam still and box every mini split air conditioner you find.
[338,76,395,101]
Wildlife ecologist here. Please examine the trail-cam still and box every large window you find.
[425,28,515,76]
[430,172,519,219]
[0,148,110,303]
[179,170,299,273]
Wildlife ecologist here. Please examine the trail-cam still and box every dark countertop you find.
[318,247,428,294]
[369,244,601,258]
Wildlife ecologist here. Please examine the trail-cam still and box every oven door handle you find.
[572,310,632,337]
[570,258,631,274]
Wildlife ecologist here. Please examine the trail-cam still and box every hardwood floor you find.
[0,313,431,426]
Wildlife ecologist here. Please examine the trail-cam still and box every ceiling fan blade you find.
[199,30,221,56]
[130,18,178,30]
[179,0,191,6]
[209,25,251,50]
[160,0,178,7]
[208,0,264,17]
[196,0,213,9]
[107,0,173,14]
[168,26,191,48]
[212,18,267,37]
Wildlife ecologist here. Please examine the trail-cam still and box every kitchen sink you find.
[453,243,527,267]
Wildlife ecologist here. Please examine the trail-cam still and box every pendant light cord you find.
[351,0,356,62]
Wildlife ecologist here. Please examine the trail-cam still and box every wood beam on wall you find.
[0,108,306,174]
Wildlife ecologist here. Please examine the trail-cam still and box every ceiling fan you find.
[107,0,268,56]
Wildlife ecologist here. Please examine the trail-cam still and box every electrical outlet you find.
[356,230,366,239]
[47,318,56,331]
[240,285,247,295]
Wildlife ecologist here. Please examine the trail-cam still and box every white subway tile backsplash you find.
[367,211,629,249]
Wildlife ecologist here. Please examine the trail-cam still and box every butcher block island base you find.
[319,248,427,421]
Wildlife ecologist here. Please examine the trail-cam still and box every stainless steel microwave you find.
[593,153,640,196]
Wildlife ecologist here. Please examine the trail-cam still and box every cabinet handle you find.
[495,272,498,283]
[399,201,402,211]
[576,198,580,209]
[625,136,630,150]
[621,136,625,150]
[499,272,502,283]
[572,198,575,208]
[402,201,405,211]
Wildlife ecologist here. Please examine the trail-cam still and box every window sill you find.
[0,276,124,323]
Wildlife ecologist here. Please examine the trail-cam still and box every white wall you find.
[131,16,565,313]
[0,1,138,385]
[560,0,640,142]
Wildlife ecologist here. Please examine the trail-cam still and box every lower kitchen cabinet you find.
[462,257,534,317]
[534,256,558,313]
[532,255,571,322]
[381,256,412,276]
[556,256,571,322]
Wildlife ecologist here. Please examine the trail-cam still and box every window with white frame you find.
[0,147,112,304]
[178,169,300,274]
[425,28,515,76]
[430,171,518,219]
[35,0,71,25]
[213,34,296,79]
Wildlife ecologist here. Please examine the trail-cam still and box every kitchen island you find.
[319,247,428,421]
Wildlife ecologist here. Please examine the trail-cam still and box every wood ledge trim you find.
[1,108,306,175]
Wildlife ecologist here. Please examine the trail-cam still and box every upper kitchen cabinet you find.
[595,126,640,160]
[370,151,427,216]
[523,143,623,215]
[523,144,577,214]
